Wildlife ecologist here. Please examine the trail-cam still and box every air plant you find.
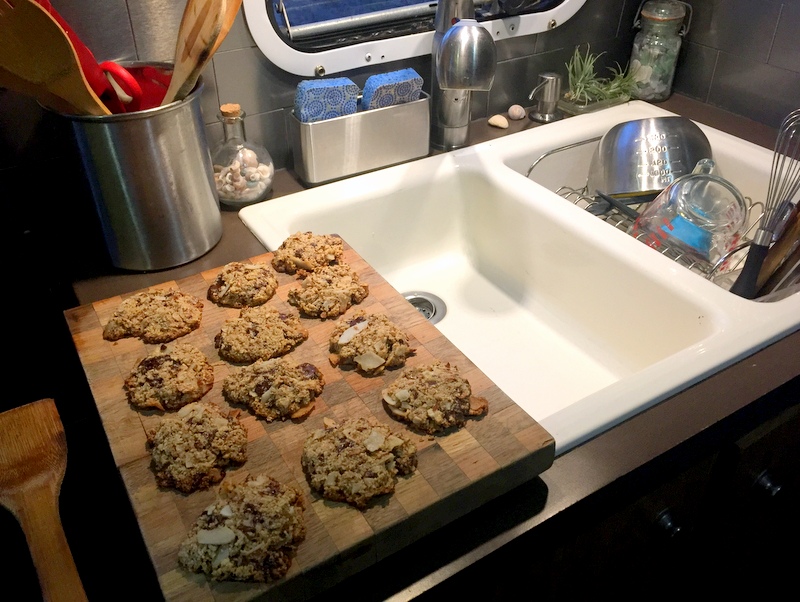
[564,44,637,105]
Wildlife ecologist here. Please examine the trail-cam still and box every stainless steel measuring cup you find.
[587,116,712,198]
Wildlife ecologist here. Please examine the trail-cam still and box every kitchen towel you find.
[361,68,424,110]
[294,77,360,123]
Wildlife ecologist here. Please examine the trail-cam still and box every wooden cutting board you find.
[63,241,555,601]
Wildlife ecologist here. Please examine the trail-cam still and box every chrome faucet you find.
[431,0,497,151]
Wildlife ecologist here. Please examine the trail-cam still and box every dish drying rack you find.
[526,144,765,289]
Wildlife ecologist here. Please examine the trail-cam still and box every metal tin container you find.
[289,93,430,186]
[63,73,222,271]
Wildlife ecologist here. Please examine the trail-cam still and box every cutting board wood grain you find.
[63,242,555,601]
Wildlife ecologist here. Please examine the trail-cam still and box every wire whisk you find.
[730,108,800,299]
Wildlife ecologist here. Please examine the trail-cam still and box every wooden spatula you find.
[0,0,110,115]
[209,0,242,57]
[161,0,240,105]
[0,399,88,602]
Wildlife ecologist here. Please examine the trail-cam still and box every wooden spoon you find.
[210,0,242,57]
[0,0,110,115]
[0,399,88,602]
[161,0,236,105]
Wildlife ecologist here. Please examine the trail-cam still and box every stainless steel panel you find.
[127,0,186,62]
[55,0,136,63]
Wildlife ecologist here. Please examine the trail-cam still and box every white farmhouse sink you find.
[240,101,800,455]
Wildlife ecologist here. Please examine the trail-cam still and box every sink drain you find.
[402,291,446,325]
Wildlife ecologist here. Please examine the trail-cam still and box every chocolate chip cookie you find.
[207,261,279,308]
[102,289,203,344]
[328,309,414,375]
[381,361,489,434]
[222,357,324,422]
[270,231,343,274]
[178,473,306,582]
[287,263,369,319]
[124,343,214,412]
[301,417,417,509]
[146,402,247,493]
[214,305,308,364]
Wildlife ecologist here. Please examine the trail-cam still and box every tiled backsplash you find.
[676,0,800,128]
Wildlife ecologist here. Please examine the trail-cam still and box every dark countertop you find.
[6,95,798,601]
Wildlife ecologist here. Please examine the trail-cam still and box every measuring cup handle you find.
[691,158,715,175]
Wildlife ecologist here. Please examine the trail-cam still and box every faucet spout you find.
[431,1,497,151]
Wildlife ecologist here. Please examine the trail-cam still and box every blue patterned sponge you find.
[361,68,424,110]
[294,77,360,123]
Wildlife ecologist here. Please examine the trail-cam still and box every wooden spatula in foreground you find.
[0,399,88,602]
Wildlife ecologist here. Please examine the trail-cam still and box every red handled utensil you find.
[31,0,141,112]
[0,0,110,115]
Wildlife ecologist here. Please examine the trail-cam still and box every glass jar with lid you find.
[629,0,692,102]
[212,103,275,207]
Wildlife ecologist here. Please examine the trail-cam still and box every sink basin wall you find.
[459,169,715,370]
[271,158,466,278]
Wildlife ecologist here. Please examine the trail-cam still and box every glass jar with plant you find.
[559,44,637,115]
